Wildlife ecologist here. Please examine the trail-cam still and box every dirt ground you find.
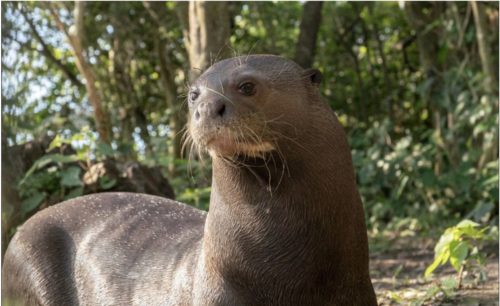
[370,237,499,306]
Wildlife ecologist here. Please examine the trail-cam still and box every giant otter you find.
[2,55,377,305]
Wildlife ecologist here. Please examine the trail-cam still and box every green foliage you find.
[425,220,495,280]
[177,186,212,211]
[99,176,117,190]
[18,155,83,217]
[167,158,212,210]
[21,191,46,215]
[17,127,101,216]
[354,83,498,229]
[231,2,301,57]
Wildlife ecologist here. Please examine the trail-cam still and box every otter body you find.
[2,193,205,305]
[3,55,377,305]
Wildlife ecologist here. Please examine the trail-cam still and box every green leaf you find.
[455,219,485,239]
[456,219,480,229]
[96,142,114,158]
[61,166,83,187]
[467,202,495,222]
[21,192,46,214]
[53,154,81,163]
[473,122,488,137]
[434,230,454,254]
[99,176,117,190]
[425,257,441,277]
[47,135,63,151]
[426,228,456,277]
[457,225,485,239]
[22,154,81,183]
[426,246,451,278]
[64,187,84,200]
[396,175,409,197]
[420,169,436,187]
[449,241,468,271]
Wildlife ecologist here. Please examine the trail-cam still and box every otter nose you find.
[194,99,227,121]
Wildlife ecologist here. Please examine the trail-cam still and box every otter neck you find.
[202,114,368,295]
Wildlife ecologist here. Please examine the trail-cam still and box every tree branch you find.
[47,2,111,143]
[45,3,72,43]
[19,5,83,89]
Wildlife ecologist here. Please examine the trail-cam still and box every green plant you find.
[168,158,212,211]
[17,126,115,216]
[424,219,495,287]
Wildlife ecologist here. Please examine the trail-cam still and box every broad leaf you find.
[61,166,83,187]
[449,241,468,271]
[21,192,46,215]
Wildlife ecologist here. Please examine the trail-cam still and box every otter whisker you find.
[218,76,224,94]
[236,126,250,161]
[269,130,311,154]
[245,41,260,63]
[222,156,248,171]
[275,157,287,191]
[262,117,310,154]
[262,154,273,195]
[238,125,278,195]
[187,140,196,181]
[273,141,290,179]
[228,46,238,58]
[243,125,263,145]
[213,43,229,66]
[264,116,301,138]
[204,87,235,106]
[270,62,292,83]
[262,118,311,155]
[181,135,190,159]
[181,97,190,109]
[177,125,190,139]
[227,154,269,190]
[263,114,286,124]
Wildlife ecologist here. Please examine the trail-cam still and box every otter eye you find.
[189,90,199,103]
[238,82,256,96]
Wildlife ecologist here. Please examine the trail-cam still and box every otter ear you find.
[302,68,322,85]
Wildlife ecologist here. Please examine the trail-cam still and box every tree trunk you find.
[471,1,498,95]
[143,1,187,175]
[157,39,185,175]
[48,2,111,143]
[185,1,231,81]
[173,1,231,164]
[294,1,324,68]
[471,2,499,169]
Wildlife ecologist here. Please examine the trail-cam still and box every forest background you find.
[1,2,499,304]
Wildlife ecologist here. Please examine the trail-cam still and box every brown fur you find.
[2,55,377,305]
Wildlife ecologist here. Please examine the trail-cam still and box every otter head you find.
[187,55,322,160]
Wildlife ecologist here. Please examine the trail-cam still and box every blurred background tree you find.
[1,1,498,260]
